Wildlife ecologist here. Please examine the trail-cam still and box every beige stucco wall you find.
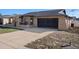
[65,18,72,29]
[15,16,20,27]
[58,16,67,30]
[58,16,72,30]
[33,17,37,27]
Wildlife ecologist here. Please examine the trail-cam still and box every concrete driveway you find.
[0,28,57,49]
[24,27,58,33]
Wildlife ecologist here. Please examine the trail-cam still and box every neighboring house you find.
[16,9,72,30]
[71,18,79,27]
[0,15,16,27]
[76,18,79,21]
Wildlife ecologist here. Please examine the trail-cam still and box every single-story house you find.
[0,9,73,30]
[16,9,72,30]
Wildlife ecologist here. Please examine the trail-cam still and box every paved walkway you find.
[0,29,54,49]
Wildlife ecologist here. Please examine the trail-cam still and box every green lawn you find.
[0,27,18,34]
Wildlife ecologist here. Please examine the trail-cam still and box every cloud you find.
[66,9,79,18]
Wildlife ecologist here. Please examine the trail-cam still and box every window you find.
[30,17,33,25]
[71,23,74,27]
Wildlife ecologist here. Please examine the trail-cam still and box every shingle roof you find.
[2,15,15,18]
[25,9,66,17]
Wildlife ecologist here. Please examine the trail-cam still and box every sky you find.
[0,9,79,18]
[66,9,79,18]
[0,9,48,15]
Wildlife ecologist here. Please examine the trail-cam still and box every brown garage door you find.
[38,18,58,28]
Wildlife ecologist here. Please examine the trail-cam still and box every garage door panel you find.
[38,18,58,28]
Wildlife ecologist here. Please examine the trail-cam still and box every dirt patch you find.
[24,31,79,49]
[66,27,79,34]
